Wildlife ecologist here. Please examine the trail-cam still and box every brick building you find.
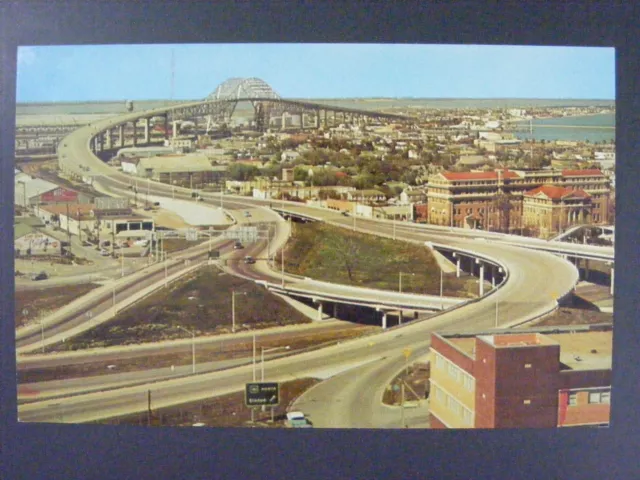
[522,185,592,237]
[429,325,612,429]
[426,168,610,234]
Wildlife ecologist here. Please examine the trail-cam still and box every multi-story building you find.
[522,185,592,236]
[429,325,612,429]
[426,168,610,234]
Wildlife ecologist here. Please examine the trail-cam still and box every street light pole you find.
[440,269,444,310]
[39,320,45,353]
[261,346,290,382]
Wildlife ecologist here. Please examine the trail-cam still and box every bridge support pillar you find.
[479,263,485,296]
[381,311,388,329]
[456,257,461,278]
[172,121,178,138]
[317,301,323,321]
[106,129,112,149]
[584,259,590,280]
[144,118,150,144]
[132,120,138,146]
[333,303,337,319]
[492,269,496,288]
[164,115,169,139]
[398,310,403,325]
[610,266,614,295]
[119,125,125,147]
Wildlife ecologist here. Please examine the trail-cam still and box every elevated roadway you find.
[15,104,583,425]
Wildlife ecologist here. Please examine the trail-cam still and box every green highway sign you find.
[245,382,279,407]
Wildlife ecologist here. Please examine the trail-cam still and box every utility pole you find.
[65,202,72,256]
[147,390,152,426]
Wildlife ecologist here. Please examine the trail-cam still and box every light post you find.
[440,269,444,310]
[38,320,45,353]
[231,291,247,333]
[399,272,415,293]
[112,282,117,315]
[175,325,196,374]
[260,346,291,382]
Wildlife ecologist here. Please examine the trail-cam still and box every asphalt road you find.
[15,108,582,426]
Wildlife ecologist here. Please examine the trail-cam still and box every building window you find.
[524,363,532,369]
[589,391,611,404]
[523,399,531,405]
[463,373,474,391]
[435,353,444,370]
[568,393,578,406]
[447,362,460,381]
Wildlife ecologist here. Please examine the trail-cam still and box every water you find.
[514,113,615,143]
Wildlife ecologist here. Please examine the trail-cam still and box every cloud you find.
[17,47,36,66]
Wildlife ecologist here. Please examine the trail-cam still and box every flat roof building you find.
[429,325,612,429]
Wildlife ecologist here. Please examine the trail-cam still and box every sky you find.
[15,44,615,102]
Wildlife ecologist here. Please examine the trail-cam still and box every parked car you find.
[244,211,251,217]
[134,239,149,247]
[233,241,244,250]
[341,211,350,216]
[244,256,255,264]
[100,249,110,256]
[30,271,48,281]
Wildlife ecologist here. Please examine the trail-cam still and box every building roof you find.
[39,203,97,218]
[440,170,521,181]
[14,223,35,239]
[524,185,591,200]
[439,326,612,372]
[457,155,489,166]
[14,177,59,199]
[561,169,604,177]
[546,331,612,371]
[138,154,213,172]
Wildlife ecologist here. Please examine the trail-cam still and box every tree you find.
[228,163,260,181]
[491,193,514,232]
[322,233,363,282]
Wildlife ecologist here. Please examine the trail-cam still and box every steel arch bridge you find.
[192,77,414,131]
[206,77,280,101]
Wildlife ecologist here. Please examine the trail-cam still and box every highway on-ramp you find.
[15,106,582,426]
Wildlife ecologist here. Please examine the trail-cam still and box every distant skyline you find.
[16,44,615,102]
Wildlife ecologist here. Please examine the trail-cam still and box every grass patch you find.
[161,238,207,255]
[15,283,101,328]
[280,222,477,297]
[48,266,312,351]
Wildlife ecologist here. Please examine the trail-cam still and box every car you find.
[244,256,255,264]
[341,211,350,216]
[233,241,244,250]
[30,271,48,281]
[243,211,251,217]
[100,249,111,256]
[285,411,312,428]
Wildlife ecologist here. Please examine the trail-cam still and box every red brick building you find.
[426,168,610,234]
[429,325,612,429]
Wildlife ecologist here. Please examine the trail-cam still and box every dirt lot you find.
[19,324,378,383]
[531,307,612,327]
[383,362,430,406]
[98,378,320,427]
[15,283,101,328]
[46,266,317,351]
